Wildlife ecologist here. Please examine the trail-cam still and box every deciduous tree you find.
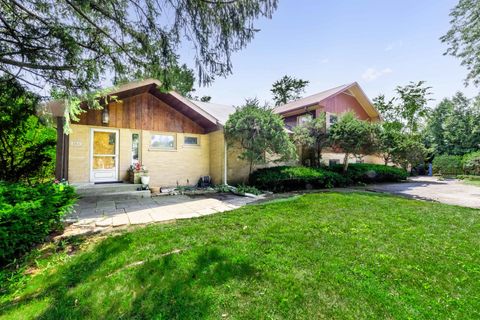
[292,114,329,167]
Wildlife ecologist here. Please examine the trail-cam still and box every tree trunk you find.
[343,153,350,172]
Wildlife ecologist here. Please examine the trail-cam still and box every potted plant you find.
[128,162,148,184]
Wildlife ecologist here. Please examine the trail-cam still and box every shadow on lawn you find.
[1,234,258,319]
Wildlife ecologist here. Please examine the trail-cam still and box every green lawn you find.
[1,192,479,319]
[463,178,480,187]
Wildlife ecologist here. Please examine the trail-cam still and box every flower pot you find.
[141,176,150,185]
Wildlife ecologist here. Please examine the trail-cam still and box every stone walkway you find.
[67,193,259,229]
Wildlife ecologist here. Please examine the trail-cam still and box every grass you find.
[1,192,479,319]
[463,179,480,187]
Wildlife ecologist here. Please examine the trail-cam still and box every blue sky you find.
[182,0,478,107]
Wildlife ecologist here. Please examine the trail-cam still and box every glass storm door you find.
[90,129,118,182]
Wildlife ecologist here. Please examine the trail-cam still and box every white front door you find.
[90,129,119,182]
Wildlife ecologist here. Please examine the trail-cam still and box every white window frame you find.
[149,133,176,150]
[326,112,338,130]
[297,114,313,125]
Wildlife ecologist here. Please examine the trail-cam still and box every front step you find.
[75,183,151,199]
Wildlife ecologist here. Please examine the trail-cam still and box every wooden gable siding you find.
[75,93,205,134]
[321,92,370,120]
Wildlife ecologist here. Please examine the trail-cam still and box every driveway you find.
[67,193,260,232]
[366,176,480,209]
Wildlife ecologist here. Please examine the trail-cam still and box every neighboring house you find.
[274,82,384,166]
[50,79,383,188]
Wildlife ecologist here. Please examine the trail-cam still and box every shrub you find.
[432,155,463,176]
[250,166,346,192]
[462,151,480,175]
[236,184,261,195]
[0,182,76,266]
[330,163,409,184]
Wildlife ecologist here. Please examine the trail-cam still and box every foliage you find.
[235,184,261,195]
[292,114,328,167]
[249,166,346,191]
[432,155,464,176]
[0,0,278,117]
[2,193,479,319]
[214,184,232,193]
[330,163,408,184]
[392,134,429,171]
[377,122,404,165]
[0,77,56,183]
[462,151,480,175]
[224,99,296,175]
[425,92,480,155]
[271,75,309,106]
[0,181,76,266]
[328,112,379,172]
[441,0,480,86]
[373,81,432,133]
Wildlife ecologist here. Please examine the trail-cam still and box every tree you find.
[328,112,379,172]
[271,75,309,106]
[292,114,329,167]
[425,92,480,155]
[392,134,429,172]
[373,81,432,133]
[0,0,278,110]
[0,77,56,183]
[224,99,296,176]
[441,0,480,86]
[377,122,404,165]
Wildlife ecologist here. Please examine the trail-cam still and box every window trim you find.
[149,132,177,151]
[183,134,201,147]
[297,113,313,125]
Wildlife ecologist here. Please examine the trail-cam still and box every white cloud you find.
[385,40,403,52]
[361,67,393,81]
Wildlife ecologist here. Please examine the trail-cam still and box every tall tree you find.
[0,0,278,111]
[271,75,309,106]
[292,115,329,167]
[224,99,296,176]
[441,0,480,86]
[373,81,432,133]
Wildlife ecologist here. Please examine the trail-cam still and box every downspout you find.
[223,136,228,185]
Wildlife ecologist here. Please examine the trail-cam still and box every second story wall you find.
[321,92,370,120]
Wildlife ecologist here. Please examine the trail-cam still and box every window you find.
[150,134,175,149]
[297,114,312,125]
[329,114,338,125]
[184,136,199,146]
[132,133,139,164]
[329,159,340,167]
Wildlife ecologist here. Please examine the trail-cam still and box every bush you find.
[432,155,463,176]
[0,182,76,266]
[236,184,261,195]
[330,163,409,184]
[250,166,347,192]
[462,151,480,176]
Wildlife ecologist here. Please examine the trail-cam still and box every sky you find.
[180,0,479,107]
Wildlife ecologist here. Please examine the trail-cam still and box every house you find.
[274,82,384,166]
[51,79,382,188]
[51,79,246,187]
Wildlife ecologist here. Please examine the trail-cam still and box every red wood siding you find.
[321,92,370,120]
[75,93,205,134]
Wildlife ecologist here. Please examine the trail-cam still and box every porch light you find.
[102,106,109,124]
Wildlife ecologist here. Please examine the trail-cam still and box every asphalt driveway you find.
[366,176,480,209]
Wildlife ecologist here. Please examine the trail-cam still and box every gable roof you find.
[273,82,379,118]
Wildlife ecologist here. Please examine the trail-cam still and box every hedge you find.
[462,151,480,176]
[249,166,347,192]
[432,155,463,176]
[330,163,409,184]
[0,182,76,266]
[249,164,408,192]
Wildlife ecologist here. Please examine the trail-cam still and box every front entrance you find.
[90,129,119,182]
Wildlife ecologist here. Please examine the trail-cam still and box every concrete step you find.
[81,190,151,200]
[75,183,149,198]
